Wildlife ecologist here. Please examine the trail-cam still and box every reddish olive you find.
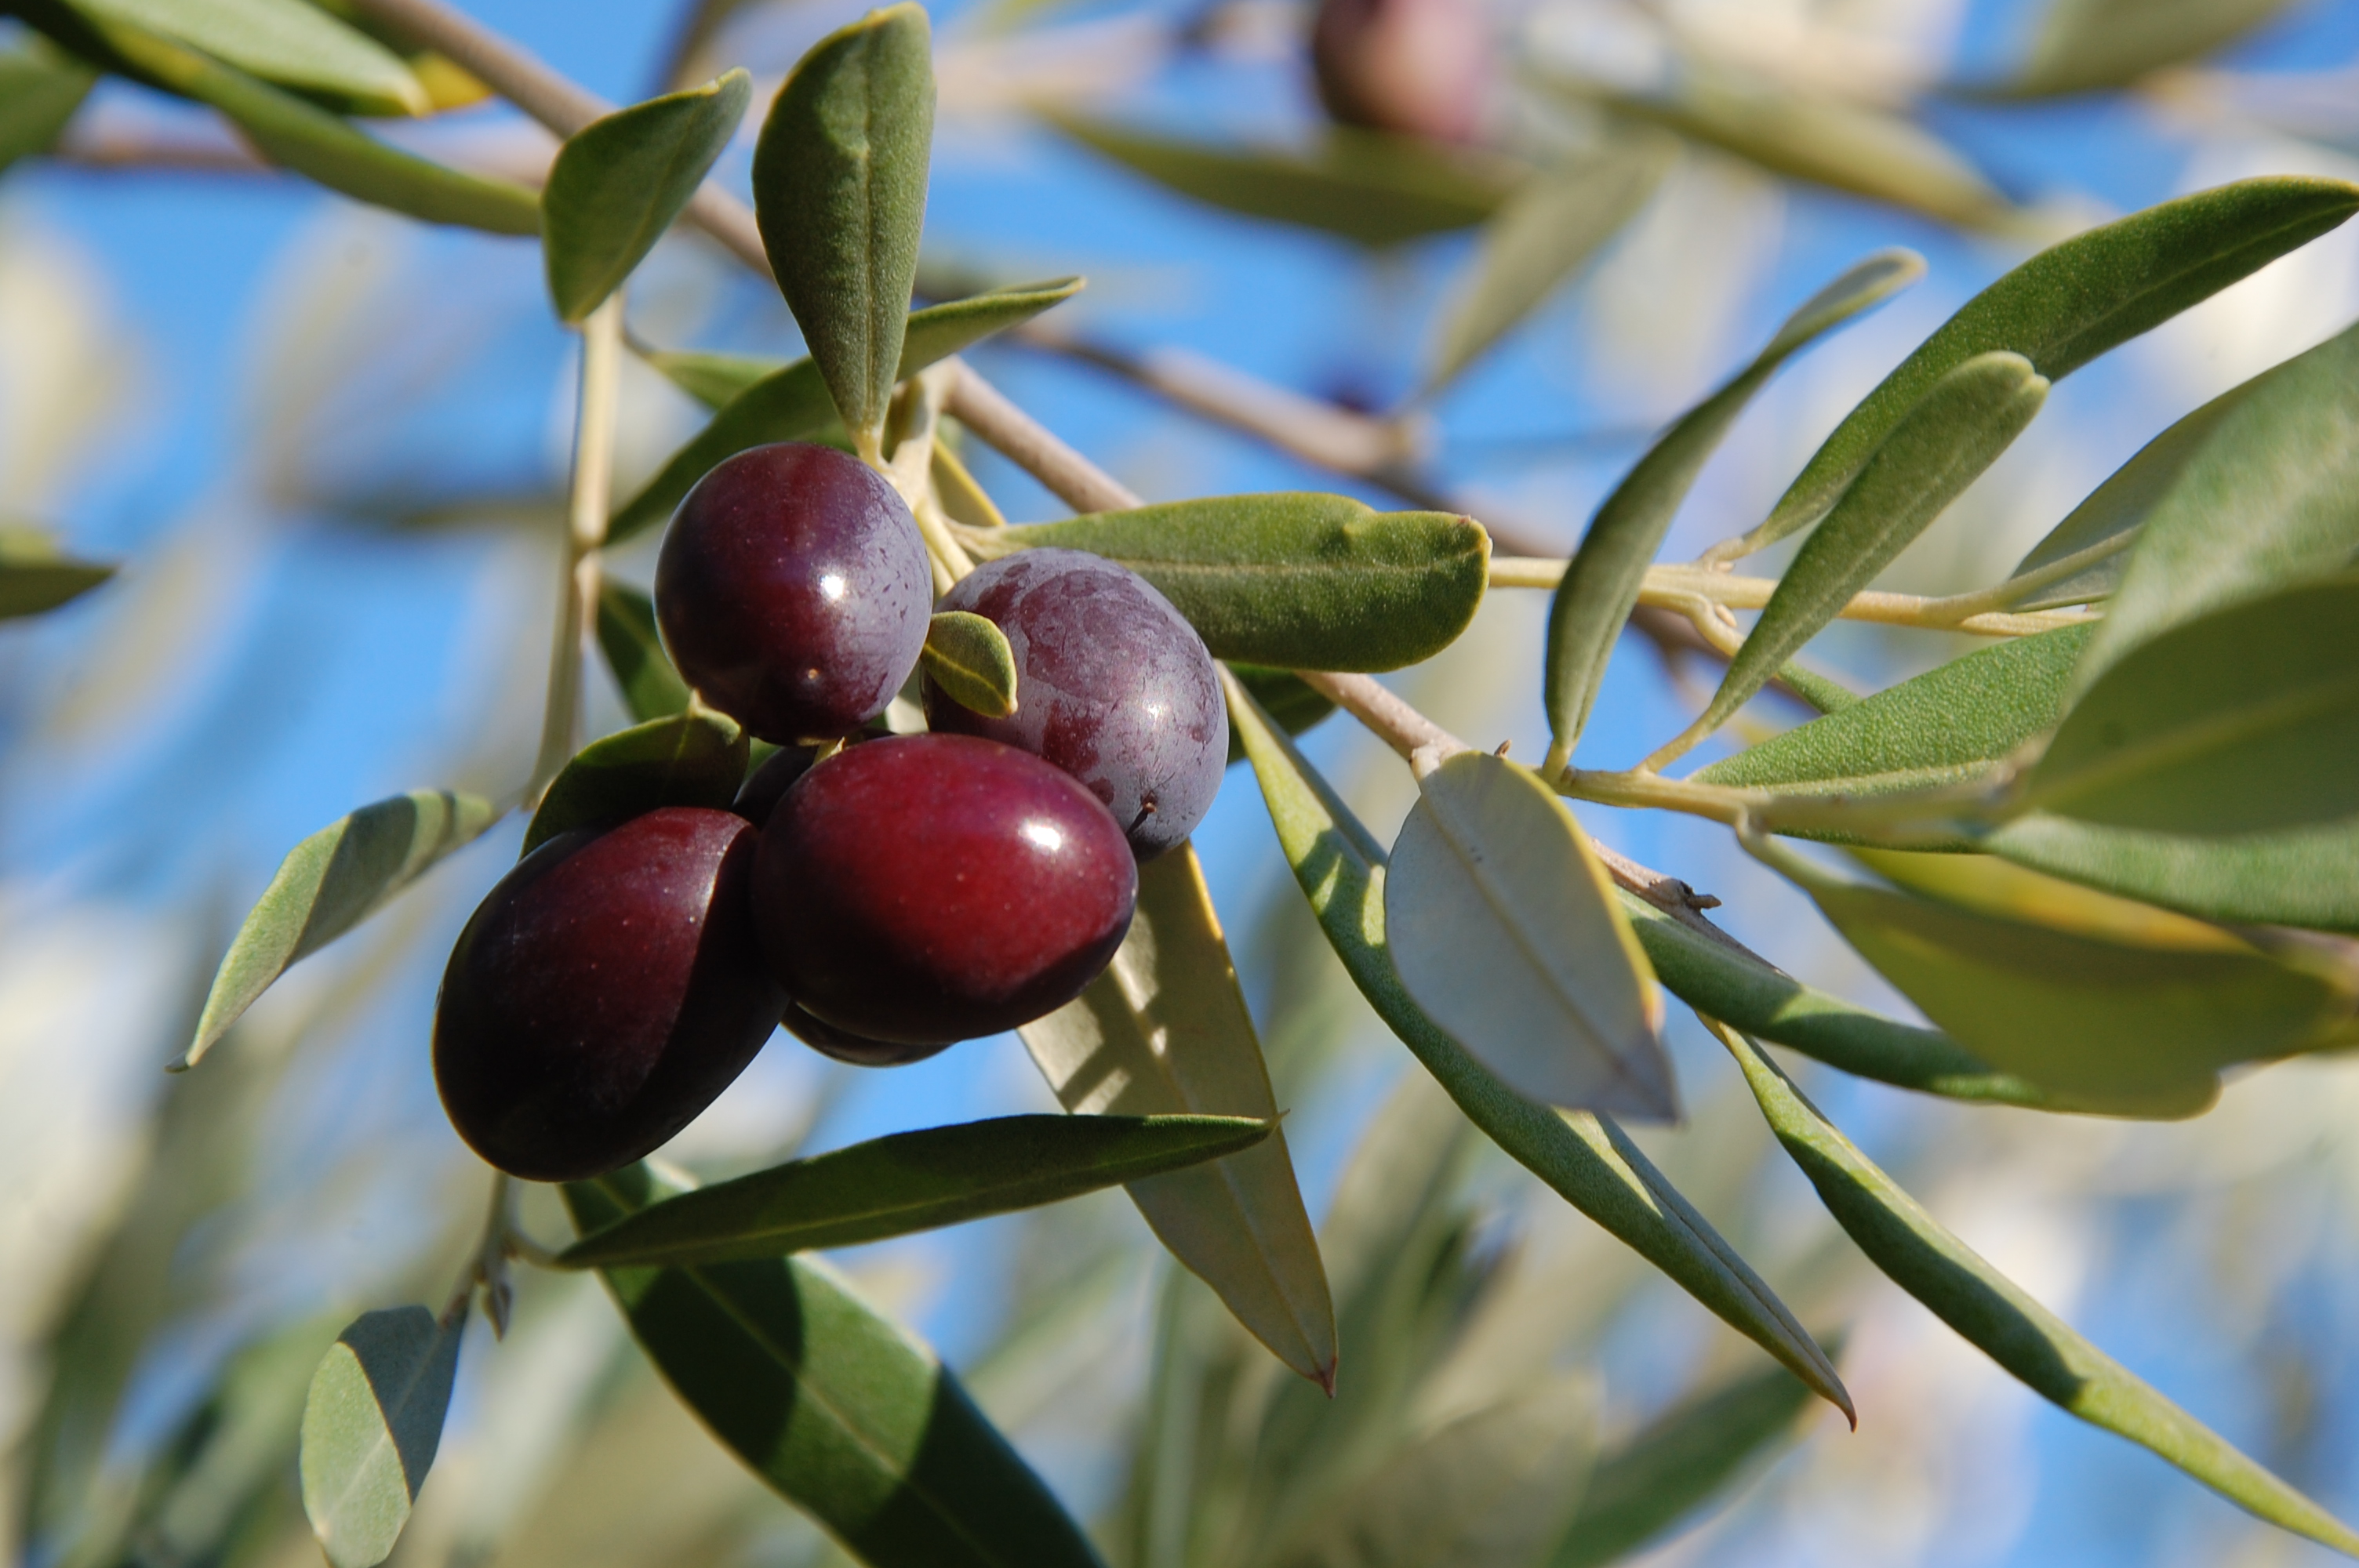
[433,807,783,1181]
[781,998,953,1067]
[753,734,1137,1044]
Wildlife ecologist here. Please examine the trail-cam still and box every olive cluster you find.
[432,443,1227,1181]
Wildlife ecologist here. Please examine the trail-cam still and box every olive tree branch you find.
[1490,557,2099,637]
[528,292,623,798]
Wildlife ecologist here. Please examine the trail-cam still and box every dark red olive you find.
[753,734,1138,1044]
[433,808,784,1181]
[781,998,952,1067]
[655,442,930,743]
[925,549,1226,860]
[731,742,817,827]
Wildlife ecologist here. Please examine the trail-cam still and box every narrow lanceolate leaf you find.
[1047,114,1519,246]
[1994,0,2293,97]
[1548,1358,1817,1568]
[2071,320,2359,688]
[565,1164,1107,1568]
[93,20,540,234]
[0,38,95,175]
[298,1305,465,1568]
[1544,249,1924,764]
[1020,846,1337,1388]
[64,0,428,114]
[1223,662,1335,764]
[1750,177,2359,550]
[542,71,751,322]
[1753,840,2350,1113]
[1990,811,2359,934]
[1227,676,1851,1420]
[183,790,497,1069]
[1423,142,1670,394]
[1716,1021,2359,1557]
[1387,751,1674,1117]
[0,524,114,618]
[921,611,1020,719]
[523,708,748,855]
[1699,354,2047,735]
[595,578,692,721]
[614,278,1081,540]
[562,1114,1270,1268]
[986,495,1488,672]
[751,3,934,458]
[2025,575,2359,837]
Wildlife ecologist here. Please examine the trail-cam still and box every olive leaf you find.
[60,0,429,114]
[0,523,114,619]
[1993,0,2295,97]
[0,38,96,175]
[181,789,498,1070]
[1748,176,2359,551]
[1386,751,1674,1118]
[522,709,749,855]
[560,1114,1271,1268]
[542,70,752,323]
[1543,249,1924,766]
[2024,575,2359,837]
[1990,811,2359,934]
[1020,845,1338,1390]
[921,611,1019,719]
[1223,662,1334,764]
[1047,114,1519,246]
[1227,677,1851,1419]
[1695,352,2047,737]
[594,578,693,722]
[1715,1020,2359,1558]
[751,2,934,460]
[613,279,1081,541]
[987,495,1488,671]
[298,1305,466,1568]
[565,1163,1107,1567]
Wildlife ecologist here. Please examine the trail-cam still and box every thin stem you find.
[942,358,1142,514]
[1907,530,2135,621]
[529,291,623,798]
[1492,557,2099,637]
[445,1171,516,1332]
[1291,670,1467,779]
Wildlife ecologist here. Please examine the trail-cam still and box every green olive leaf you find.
[181,789,498,1070]
[0,523,114,618]
[561,1114,1271,1268]
[1227,676,1851,1420]
[614,279,1081,540]
[523,709,749,855]
[1750,176,2359,551]
[594,578,693,722]
[1046,114,1521,246]
[1387,751,1675,1117]
[1717,1021,2359,1558]
[1544,249,1924,765]
[921,611,1020,719]
[298,1305,465,1568]
[60,0,428,114]
[1990,811,2359,934]
[564,1163,1107,1568]
[986,494,1488,671]
[1696,352,2047,736]
[1020,845,1338,1390]
[542,71,751,323]
[751,2,934,459]
[1223,662,1334,764]
[0,38,96,175]
[1990,0,2295,97]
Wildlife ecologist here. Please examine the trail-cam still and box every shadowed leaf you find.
[0,523,114,618]
[1223,662,1334,764]
[1993,0,2294,96]
[0,38,95,174]
[595,578,693,721]
[523,708,748,855]
[922,611,1020,719]
[299,1305,466,1568]
[59,0,427,114]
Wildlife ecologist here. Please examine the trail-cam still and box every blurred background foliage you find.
[5,0,2359,1563]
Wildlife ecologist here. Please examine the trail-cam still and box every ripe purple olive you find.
[782,998,952,1067]
[754,734,1138,1044]
[925,548,1227,860]
[655,442,930,744]
[434,807,784,1181]
[731,742,817,827]
[1311,0,1490,143]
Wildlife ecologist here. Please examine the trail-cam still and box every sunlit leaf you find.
[1423,142,1670,394]
[1386,751,1674,1116]
[1544,250,1923,764]
[594,578,692,722]
[1716,1020,2359,1556]
[2026,575,2359,836]
[182,789,497,1069]
[1020,845,1338,1388]
[299,1305,466,1568]
[751,2,934,458]
[613,279,1081,540]
[522,709,747,855]
[0,523,114,617]
[1048,114,1521,246]
[565,1163,1105,1566]
[0,38,95,174]
[62,0,428,114]
[1750,177,2359,550]
[1227,677,1851,1418]
[921,610,1020,719]
[1698,353,2047,734]
[986,494,1488,671]
[1997,0,2294,96]
[562,1114,1270,1268]
[542,71,751,323]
